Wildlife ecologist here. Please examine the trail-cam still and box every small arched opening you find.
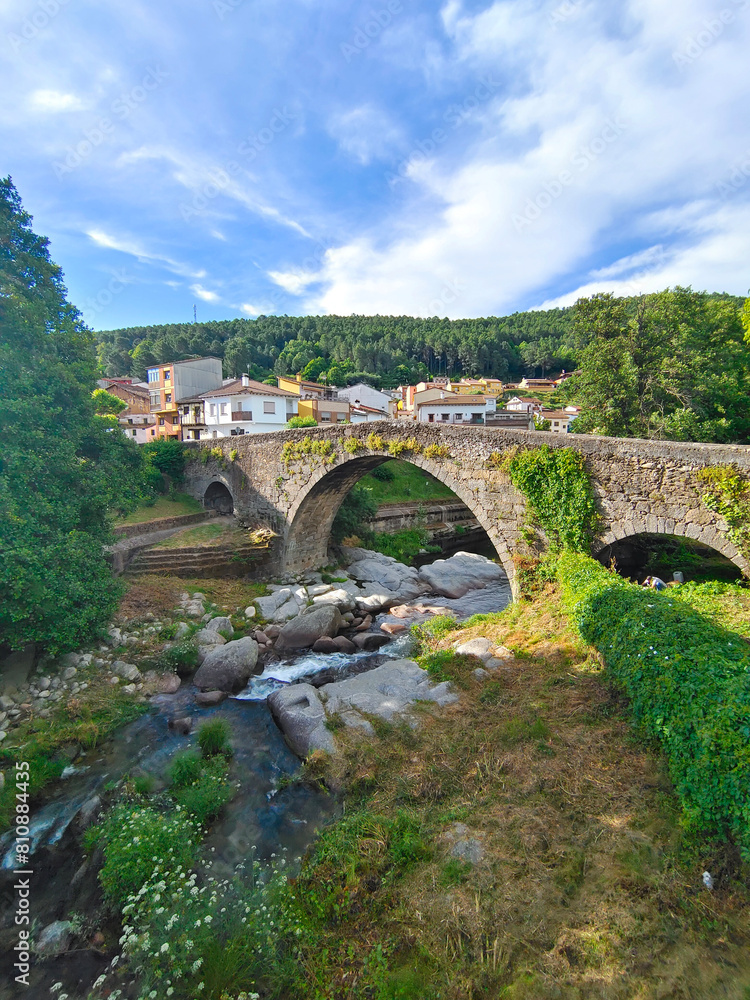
[596,533,744,585]
[204,481,234,515]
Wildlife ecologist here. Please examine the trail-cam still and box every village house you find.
[146,357,223,440]
[416,392,495,425]
[196,376,299,438]
[335,382,398,418]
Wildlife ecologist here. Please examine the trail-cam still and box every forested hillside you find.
[95,310,577,384]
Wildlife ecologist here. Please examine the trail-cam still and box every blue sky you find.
[2,0,749,329]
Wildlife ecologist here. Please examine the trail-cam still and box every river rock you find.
[264,624,281,639]
[144,671,181,694]
[321,658,459,725]
[275,605,343,652]
[418,551,505,599]
[267,683,335,757]
[453,638,493,660]
[35,920,74,956]
[254,630,270,644]
[112,660,142,682]
[174,622,191,640]
[352,633,392,652]
[311,636,339,654]
[255,589,294,619]
[193,636,259,692]
[312,588,357,613]
[205,616,234,637]
[195,628,227,665]
[272,598,302,622]
[168,716,193,735]
[331,635,357,654]
[244,605,256,618]
[195,690,228,705]
[381,622,407,635]
[308,583,333,597]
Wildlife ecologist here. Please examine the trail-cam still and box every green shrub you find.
[197,718,232,757]
[331,484,378,542]
[558,552,750,856]
[162,639,199,675]
[172,757,235,824]
[168,750,203,788]
[97,802,200,906]
[287,414,318,428]
[142,438,186,481]
[371,462,395,481]
[423,444,449,459]
[410,614,458,652]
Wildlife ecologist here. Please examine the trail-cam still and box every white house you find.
[540,409,574,433]
[505,396,544,416]
[120,412,157,444]
[350,403,391,423]
[197,376,299,438]
[335,382,398,417]
[416,394,494,425]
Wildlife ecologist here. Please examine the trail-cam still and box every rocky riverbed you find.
[0,548,511,999]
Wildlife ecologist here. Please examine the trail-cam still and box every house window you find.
[165,393,172,403]
[159,418,165,425]
[147,369,159,383]
[320,412,331,422]
[209,403,217,417]
[163,370,171,381]
[454,413,463,421]
[150,429,155,436]
[220,403,228,415]
[263,401,276,414]
[428,413,434,422]
[131,430,137,437]
[149,391,160,408]
[441,413,450,421]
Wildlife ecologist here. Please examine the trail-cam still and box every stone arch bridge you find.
[183,423,750,593]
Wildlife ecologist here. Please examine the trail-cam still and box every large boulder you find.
[322,658,458,725]
[418,551,505,599]
[194,628,226,665]
[312,588,357,613]
[275,605,343,652]
[255,589,294,619]
[267,683,335,757]
[193,636,259,692]
[35,921,74,956]
[348,553,420,593]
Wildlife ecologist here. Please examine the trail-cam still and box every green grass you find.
[115,492,202,526]
[359,460,456,505]
[153,523,229,548]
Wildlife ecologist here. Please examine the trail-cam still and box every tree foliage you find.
[569,289,750,442]
[0,177,140,654]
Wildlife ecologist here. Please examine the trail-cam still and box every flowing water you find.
[0,572,511,999]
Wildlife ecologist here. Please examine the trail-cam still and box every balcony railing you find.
[231,411,253,421]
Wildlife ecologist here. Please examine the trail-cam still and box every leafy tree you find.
[142,438,186,481]
[570,288,750,442]
[0,177,131,654]
[331,485,378,542]
[92,387,127,414]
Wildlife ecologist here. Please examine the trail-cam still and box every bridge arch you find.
[283,452,517,584]
[203,478,235,514]
[593,521,749,577]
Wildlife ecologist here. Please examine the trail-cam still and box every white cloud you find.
[28,89,87,113]
[239,302,263,316]
[86,229,206,279]
[190,284,220,303]
[327,104,404,165]
[267,269,319,295]
[306,0,750,317]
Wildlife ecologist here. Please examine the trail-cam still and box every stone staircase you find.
[125,536,270,578]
